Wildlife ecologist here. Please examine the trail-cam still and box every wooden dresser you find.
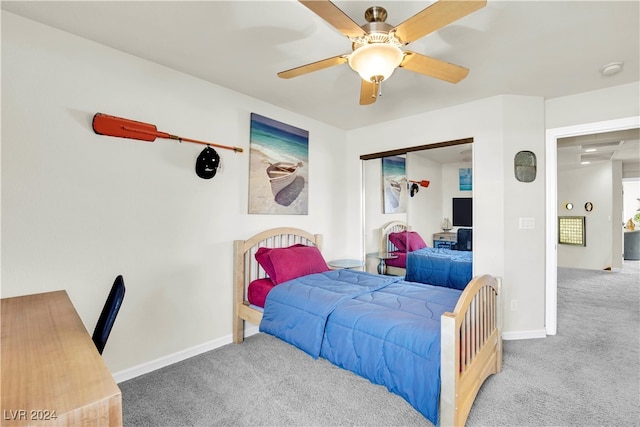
[1,290,122,426]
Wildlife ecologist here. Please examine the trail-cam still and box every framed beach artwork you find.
[382,156,406,214]
[248,113,309,214]
[459,167,472,191]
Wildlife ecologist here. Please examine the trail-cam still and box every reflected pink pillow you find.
[385,251,406,268]
[407,231,428,251]
[388,231,408,251]
[255,244,329,284]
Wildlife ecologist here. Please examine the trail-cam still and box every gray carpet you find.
[120,261,640,426]
[466,261,640,427]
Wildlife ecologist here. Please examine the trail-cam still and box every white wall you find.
[557,161,623,269]
[441,162,473,228]
[407,155,443,241]
[406,159,473,244]
[347,96,547,338]
[545,82,640,129]
[1,12,349,374]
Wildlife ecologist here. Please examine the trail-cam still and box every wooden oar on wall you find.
[409,179,430,188]
[92,113,244,153]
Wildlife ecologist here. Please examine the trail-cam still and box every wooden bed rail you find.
[440,274,503,427]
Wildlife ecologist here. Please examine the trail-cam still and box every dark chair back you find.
[456,228,473,251]
[92,275,126,354]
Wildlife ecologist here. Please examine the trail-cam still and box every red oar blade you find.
[92,112,244,153]
[410,179,431,188]
[92,113,159,142]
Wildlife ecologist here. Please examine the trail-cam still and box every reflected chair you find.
[452,228,472,251]
[92,275,126,354]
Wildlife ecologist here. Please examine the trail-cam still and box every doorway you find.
[545,116,640,335]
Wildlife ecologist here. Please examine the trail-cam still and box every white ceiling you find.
[557,128,640,173]
[413,128,640,173]
[2,0,639,132]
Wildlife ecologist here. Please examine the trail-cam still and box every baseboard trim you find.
[114,325,542,382]
[112,324,260,383]
[502,329,547,340]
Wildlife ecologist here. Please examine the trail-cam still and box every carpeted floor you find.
[120,261,640,426]
[466,260,640,426]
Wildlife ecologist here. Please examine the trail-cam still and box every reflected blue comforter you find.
[260,269,462,423]
[406,247,472,290]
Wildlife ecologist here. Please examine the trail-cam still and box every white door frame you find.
[545,116,640,335]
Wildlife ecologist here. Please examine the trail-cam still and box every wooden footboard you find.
[440,274,503,427]
[232,227,323,344]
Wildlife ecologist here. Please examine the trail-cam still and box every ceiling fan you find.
[278,0,486,105]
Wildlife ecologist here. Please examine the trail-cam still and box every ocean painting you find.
[459,168,472,191]
[382,156,406,214]
[249,113,309,214]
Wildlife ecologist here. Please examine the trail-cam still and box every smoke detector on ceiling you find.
[600,62,624,76]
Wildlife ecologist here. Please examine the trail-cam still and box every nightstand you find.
[328,259,364,270]
[433,232,457,249]
[366,252,398,275]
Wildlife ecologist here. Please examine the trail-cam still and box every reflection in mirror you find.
[363,142,473,275]
[363,156,407,273]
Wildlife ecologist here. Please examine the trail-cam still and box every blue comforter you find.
[406,247,472,290]
[260,269,462,423]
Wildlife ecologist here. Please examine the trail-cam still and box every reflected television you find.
[452,197,472,227]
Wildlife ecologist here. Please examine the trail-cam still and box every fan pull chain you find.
[371,75,384,98]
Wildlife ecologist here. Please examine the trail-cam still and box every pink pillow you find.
[247,278,276,308]
[255,244,329,284]
[385,251,406,268]
[255,244,304,281]
[407,231,428,251]
[388,231,408,251]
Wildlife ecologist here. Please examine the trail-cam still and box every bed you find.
[406,247,473,291]
[233,227,502,426]
[381,221,473,288]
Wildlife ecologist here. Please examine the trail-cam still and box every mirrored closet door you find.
[362,140,474,274]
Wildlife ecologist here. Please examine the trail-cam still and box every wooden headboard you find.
[380,220,408,253]
[232,227,322,343]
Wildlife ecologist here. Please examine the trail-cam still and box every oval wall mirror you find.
[514,150,537,183]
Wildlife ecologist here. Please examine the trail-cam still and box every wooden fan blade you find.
[400,51,469,83]
[393,0,487,44]
[300,0,366,39]
[278,54,349,79]
[359,79,378,105]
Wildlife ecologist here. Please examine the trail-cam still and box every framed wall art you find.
[558,216,586,246]
[382,155,406,214]
[459,167,472,191]
[248,113,309,215]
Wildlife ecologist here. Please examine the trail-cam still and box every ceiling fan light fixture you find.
[348,43,403,83]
